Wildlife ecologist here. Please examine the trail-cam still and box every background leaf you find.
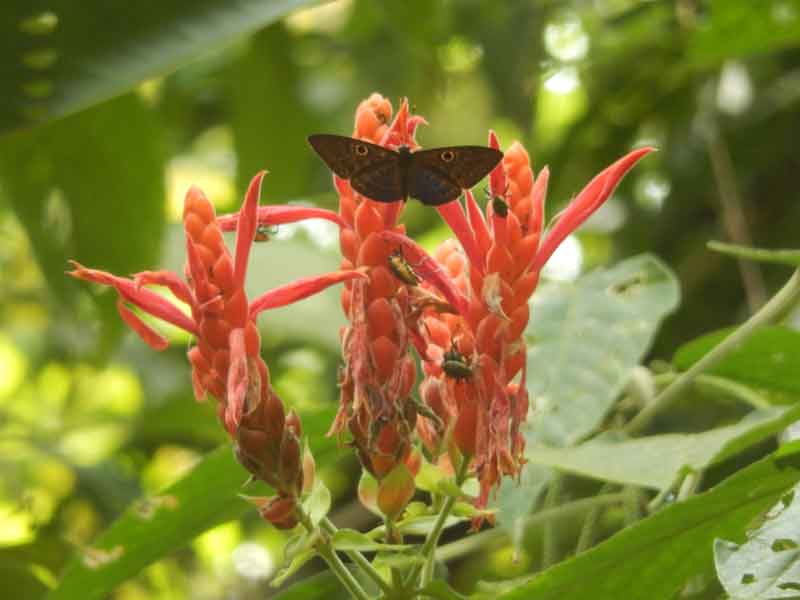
[496,442,800,600]
[715,481,800,599]
[674,327,800,398]
[525,406,800,490]
[0,0,317,134]
[526,254,680,446]
[47,405,337,600]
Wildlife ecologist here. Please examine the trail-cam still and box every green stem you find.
[435,491,631,563]
[652,372,771,410]
[540,475,563,568]
[574,482,614,554]
[320,517,392,597]
[413,457,470,588]
[624,269,800,435]
[297,510,370,600]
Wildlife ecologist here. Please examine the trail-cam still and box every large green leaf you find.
[526,254,680,446]
[496,441,800,600]
[526,406,799,490]
[0,93,166,352]
[0,0,317,135]
[497,255,679,532]
[674,327,800,397]
[47,405,338,600]
[715,481,800,599]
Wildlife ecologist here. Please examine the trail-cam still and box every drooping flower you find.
[69,172,364,527]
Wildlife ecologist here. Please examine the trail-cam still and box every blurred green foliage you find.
[1,0,800,598]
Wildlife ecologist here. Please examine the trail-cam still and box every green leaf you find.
[303,479,331,527]
[272,571,349,600]
[396,515,468,536]
[419,580,468,600]
[499,255,679,534]
[0,93,165,348]
[525,406,800,490]
[674,327,800,397]
[48,406,338,600]
[271,549,316,588]
[707,241,800,267]
[689,0,800,65]
[495,442,800,600]
[330,529,410,552]
[0,0,317,134]
[527,254,680,446]
[715,482,800,599]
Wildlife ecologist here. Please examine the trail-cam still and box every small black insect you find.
[441,344,472,381]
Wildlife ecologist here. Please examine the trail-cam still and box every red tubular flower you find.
[415,133,653,523]
[69,172,363,527]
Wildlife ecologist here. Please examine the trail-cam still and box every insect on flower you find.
[254,224,279,242]
[441,343,473,381]
[387,249,420,286]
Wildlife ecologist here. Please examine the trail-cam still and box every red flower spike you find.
[532,147,654,272]
[529,166,549,240]
[249,270,367,317]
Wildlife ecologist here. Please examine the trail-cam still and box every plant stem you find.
[435,491,631,563]
[297,509,370,600]
[624,269,800,435]
[540,475,563,568]
[320,517,392,597]
[412,457,470,588]
[574,482,613,554]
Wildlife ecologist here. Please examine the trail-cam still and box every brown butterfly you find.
[308,134,503,206]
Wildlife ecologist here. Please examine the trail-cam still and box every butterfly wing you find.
[408,146,504,206]
[308,134,403,202]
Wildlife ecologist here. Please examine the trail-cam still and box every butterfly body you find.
[308,134,503,206]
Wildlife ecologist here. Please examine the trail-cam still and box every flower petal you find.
[116,298,169,350]
[529,166,549,240]
[531,147,654,272]
[234,171,266,290]
[217,205,346,232]
[249,270,367,318]
[226,327,248,432]
[465,190,491,256]
[437,199,485,276]
[68,261,198,335]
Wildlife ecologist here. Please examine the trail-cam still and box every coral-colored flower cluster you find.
[69,92,651,531]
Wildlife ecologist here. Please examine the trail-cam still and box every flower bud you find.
[377,463,415,519]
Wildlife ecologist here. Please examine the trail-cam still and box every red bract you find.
[69,172,363,527]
